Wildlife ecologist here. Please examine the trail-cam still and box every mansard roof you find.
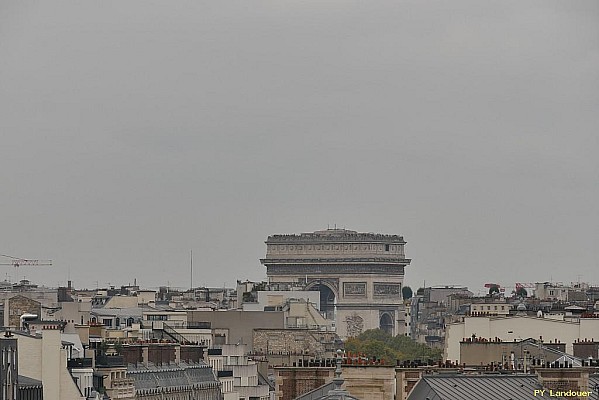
[407,374,570,400]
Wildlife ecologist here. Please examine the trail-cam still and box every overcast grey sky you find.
[1,1,597,293]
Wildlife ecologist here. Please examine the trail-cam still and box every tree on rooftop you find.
[402,286,413,300]
[515,287,528,298]
[488,285,500,296]
[343,329,442,363]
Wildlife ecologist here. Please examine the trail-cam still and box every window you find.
[385,244,390,251]
[147,314,168,321]
[102,319,113,327]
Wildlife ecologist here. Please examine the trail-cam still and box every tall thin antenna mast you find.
[190,250,193,291]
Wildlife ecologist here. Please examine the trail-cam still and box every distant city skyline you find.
[1,1,597,291]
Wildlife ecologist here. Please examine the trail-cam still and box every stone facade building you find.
[4,295,41,329]
[275,367,333,400]
[0,333,44,400]
[261,229,410,338]
[275,363,394,400]
[445,315,599,363]
[253,329,338,360]
[14,326,85,399]
[128,363,222,400]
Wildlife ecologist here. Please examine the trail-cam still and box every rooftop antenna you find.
[190,249,193,291]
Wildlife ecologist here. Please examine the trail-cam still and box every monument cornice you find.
[261,257,411,265]
[336,303,402,309]
[266,238,406,245]
[265,232,405,244]
[265,264,405,275]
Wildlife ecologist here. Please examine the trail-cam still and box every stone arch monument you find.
[261,228,411,338]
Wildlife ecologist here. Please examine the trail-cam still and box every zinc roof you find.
[407,374,569,400]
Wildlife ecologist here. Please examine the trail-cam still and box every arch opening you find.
[379,312,394,336]
[307,283,336,320]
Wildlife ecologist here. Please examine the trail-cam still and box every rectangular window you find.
[147,315,168,321]
[385,244,390,251]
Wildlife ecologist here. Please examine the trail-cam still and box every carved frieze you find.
[265,264,406,276]
[374,283,401,296]
[343,282,367,297]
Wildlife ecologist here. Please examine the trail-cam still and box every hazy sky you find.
[1,1,597,293]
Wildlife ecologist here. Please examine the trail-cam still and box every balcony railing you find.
[96,355,125,367]
[67,358,93,368]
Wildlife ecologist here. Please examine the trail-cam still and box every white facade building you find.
[445,315,599,362]
[207,344,270,400]
[15,326,86,399]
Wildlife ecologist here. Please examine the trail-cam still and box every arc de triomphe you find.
[261,228,411,338]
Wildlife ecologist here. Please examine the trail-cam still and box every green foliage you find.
[252,282,267,292]
[402,286,413,300]
[97,340,109,356]
[515,287,527,297]
[344,329,443,364]
[488,285,500,296]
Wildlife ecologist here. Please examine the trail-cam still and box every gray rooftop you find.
[18,375,43,388]
[294,382,335,400]
[590,375,599,400]
[407,374,570,400]
[127,362,219,392]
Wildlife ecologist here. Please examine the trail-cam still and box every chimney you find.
[536,367,591,398]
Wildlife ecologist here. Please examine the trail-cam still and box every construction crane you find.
[0,254,52,283]
[515,282,536,289]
